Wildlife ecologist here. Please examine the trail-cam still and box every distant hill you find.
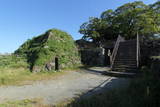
[15,29,81,72]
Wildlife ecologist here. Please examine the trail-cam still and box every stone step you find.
[117,52,136,54]
[118,48,136,50]
[121,39,136,41]
[114,59,137,61]
[112,68,138,72]
[113,67,137,70]
[118,47,137,53]
[116,55,136,57]
[115,58,136,60]
[120,40,136,44]
[118,49,136,51]
[113,66,137,69]
[112,39,138,72]
[115,57,136,61]
[114,63,136,66]
[118,48,136,51]
[116,52,136,54]
[103,71,137,77]
[116,58,136,61]
[119,43,136,46]
[113,64,137,67]
[120,44,136,46]
[116,55,136,58]
[114,62,137,66]
[115,59,136,60]
[117,50,136,53]
[120,42,136,44]
[114,62,136,65]
[115,56,136,58]
[113,62,136,65]
[119,44,137,47]
[113,67,137,71]
[116,54,136,57]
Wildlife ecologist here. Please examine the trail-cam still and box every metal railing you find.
[110,35,125,69]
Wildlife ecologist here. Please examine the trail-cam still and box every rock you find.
[32,66,41,73]
[44,46,49,49]
[45,60,55,71]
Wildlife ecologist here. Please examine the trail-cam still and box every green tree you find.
[79,17,107,46]
[79,1,160,43]
[113,1,159,39]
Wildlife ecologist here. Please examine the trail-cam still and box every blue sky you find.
[0,0,157,53]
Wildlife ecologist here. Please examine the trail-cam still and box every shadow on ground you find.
[80,77,130,98]
[80,66,137,78]
[84,68,105,75]
[74,67,131,99]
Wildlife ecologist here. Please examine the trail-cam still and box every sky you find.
[0,0,157,53]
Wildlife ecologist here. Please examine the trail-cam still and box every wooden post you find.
[137,32,139,68]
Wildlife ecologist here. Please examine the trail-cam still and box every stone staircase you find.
[112,40,137,72]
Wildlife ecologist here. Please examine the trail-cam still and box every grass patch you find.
[55,99,75,107]
[151,56,160,59]
[0,54,79,86]
[0,98,51,107]
[0,67,67,86]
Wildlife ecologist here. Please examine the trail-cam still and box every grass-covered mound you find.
[15,29,80,72]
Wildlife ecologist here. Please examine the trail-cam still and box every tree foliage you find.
[79,1,160,44]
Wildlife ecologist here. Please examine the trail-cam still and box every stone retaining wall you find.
[151,58,160,75]
[79,48,110,66]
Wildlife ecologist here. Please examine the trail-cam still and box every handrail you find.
[110,35,125,69]
[136,33,140,68]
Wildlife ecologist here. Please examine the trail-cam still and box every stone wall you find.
[79,48,110,66]
[151,58,160,76]
[141,39,160,56]
[76,39,114,66]
[140,39,160,65]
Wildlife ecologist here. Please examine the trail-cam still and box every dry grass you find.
[0,67,67,86]
[55,99,75,107]
[0,98,75,107]
[0,98,53,107]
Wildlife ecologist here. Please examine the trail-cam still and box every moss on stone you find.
[15,29,81,72]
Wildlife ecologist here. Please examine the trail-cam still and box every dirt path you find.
[0,67,129,105]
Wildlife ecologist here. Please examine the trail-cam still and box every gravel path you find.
[0,67,129,105]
